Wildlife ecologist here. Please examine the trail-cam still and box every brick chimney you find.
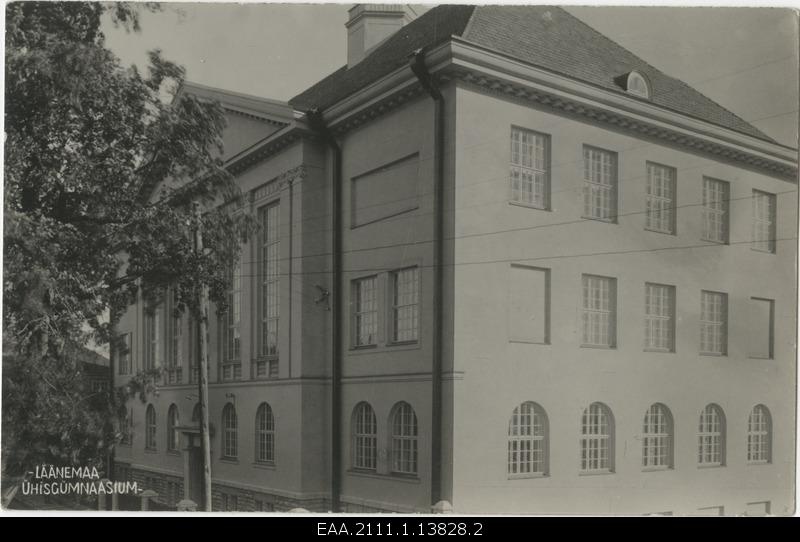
[346,4,417,68]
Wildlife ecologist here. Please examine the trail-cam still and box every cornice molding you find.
[250,164,308,203]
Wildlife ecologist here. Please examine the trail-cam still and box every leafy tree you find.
[3,1,251,479]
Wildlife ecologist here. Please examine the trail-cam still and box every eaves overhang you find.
[223,120,316,177]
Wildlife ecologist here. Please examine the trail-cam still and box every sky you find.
[100,2,799,147]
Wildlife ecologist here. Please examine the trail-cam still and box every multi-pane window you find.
[167,404,180,453]
[582,146,618,222]
[747,405,771,464]
[510,127,549,209]
[391,268,419,343]
[257,202,280,378]
[165,291,182,384]
[118,333,132,375]
[222,403,238,459]
[391,402,418,475]
[143,303,161,371]
[353,276,378,347]
[698,404,725,466]
[352,402,377,470]
[642,404,673,469]
[255,403,275,464]
[582,275,616,347]
[645,163,676,234]
[644,283,675,351]
[145,404,156,450]
[752,190,776,253]
[221,258,242,381]
[580,403,614,472]
[702,178,729,243]
[700,291,727,355]
[508,402,548,477]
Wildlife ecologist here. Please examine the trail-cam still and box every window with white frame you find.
[164,290,182,385]
[702,178,729,243]
[580,403,614,473]
[645,283,675,351]
[220,258,242,381]
[582,146,618,222]
[352,276,378,347]
[510,127,550,209]
[698,404,725,466]
[143,303,161,371]
[508,402,548,477]
[222,403,237,459]
[645,163,676,234]
[257,202,280,378]
[700,291,727,355]
[352,402,377,470]
[582,275,616,347]
[752,190,776,253]
[642,403,673,469]
[626,71,651,98]
[747,405,771,464]
[391,402,418,475]
[167,404,179,453]
[391,267,419,343]
[255,402,275,464]
[118,333,132,375]
[145,404,156,450]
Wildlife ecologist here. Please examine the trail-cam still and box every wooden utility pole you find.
[193,202,213,512]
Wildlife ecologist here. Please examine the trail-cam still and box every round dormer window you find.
[627,71,650,99]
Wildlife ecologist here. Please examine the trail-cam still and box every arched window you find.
[167,404,180,452]
[508,402,548,476]
[580,402,614,473]
[390,402,418,475]
[255,403,275,464]
[191,402,202,425]
[642,403,673,469]
[626,71,650,99]
[145,404,157,450]
[222,403,238,459]
[698,404,726,466]
[747,405,772,464]
[352,402,377,470]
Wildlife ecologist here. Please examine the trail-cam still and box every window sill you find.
[699,352,727,357]
[697,464,725,469]
[644,348,674,354]
[750,247,776,255]
[220,457,239,465]
[508,201,550,212]
[747,355,773,360]
[746,461,771,466]
[166,450,181,457]
[253,461,276,470]
[580,344,616,350]
[508,473,548,480]
[144,449,158,455]
[509,339,550,345]
[644,227,675,236]
[387,340,419,347]
[347,469,421,484]
[350,344,378,351]
[700,238,728,245]
[579,470,614,476]
[581,216,617,225]
[642,466,673,473]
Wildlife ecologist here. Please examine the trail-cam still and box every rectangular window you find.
[747,297,774,359]
[582,146,618,222]
[582,275,616,348]
[353,276,378,347]
[510,127,549,209]
[508,265,550,344]
[752,190,776,253]
[700,291,727,355]
[390,267,419,343]
[644,283,675,352]
[164,290,182,385]
[645,163,676,234]
[220,258,242,381]
[143,303,161,370]
[257,202,280,378]
[118,333,132,375]
[702,178,729,243]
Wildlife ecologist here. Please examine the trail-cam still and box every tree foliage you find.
[3,2,252,477]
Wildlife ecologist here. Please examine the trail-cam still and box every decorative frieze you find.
[250,165,307,203]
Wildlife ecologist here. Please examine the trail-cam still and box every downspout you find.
[409,48,445,508]
[307,108,343,512]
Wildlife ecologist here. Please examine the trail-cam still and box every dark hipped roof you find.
[290,5,774,143]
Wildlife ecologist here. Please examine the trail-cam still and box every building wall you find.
[449,83,797,515]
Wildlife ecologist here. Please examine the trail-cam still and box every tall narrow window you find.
[188,316,199,383]
[145,404,156,451]
[391,402,418,475]
[143,303,161,371]
[700,291,727,355]
[255,403,275,464]
[702,178,729,243]
[752,190,776,253]
[221,258,242,381]
[508,402,548,477]
[164,290,182,384]
[582,275,616,347]
[257,201,280,378]
[508,266,549,344]
[167,404,180,453]
[352,402,377,470]
[644,283,675,351]
[391,267,419,343]
[222,403,238,459]
[642,404,673,469]
[118,333,132,375]
[580,403,614,473]
[191,403,202,425]
[747,405,771,464]
[645,163,676,234]
[748,298,774,359]
[582,146,618,222]
[510,127,549,209]
[698,404,725,466]
[353,276,378,347]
